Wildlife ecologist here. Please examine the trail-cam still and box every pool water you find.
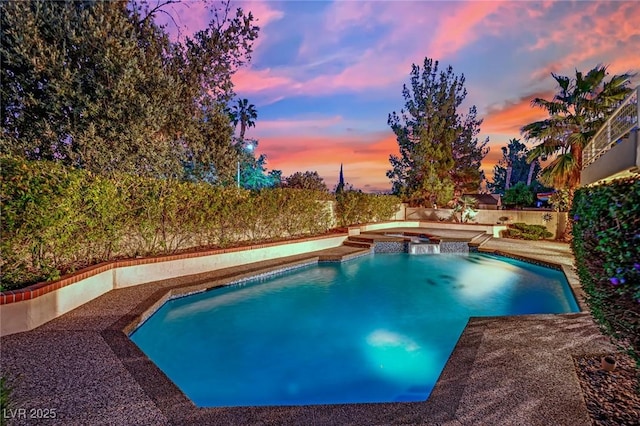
[130,253,579,407]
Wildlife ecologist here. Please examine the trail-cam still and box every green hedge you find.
[571,176,640,362]
[335,191,401,227]
[0,157,333,290]
[502,222,553,240]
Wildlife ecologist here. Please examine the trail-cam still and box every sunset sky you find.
[158,0,640,192]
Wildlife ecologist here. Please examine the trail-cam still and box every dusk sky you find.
[158,0,640,192]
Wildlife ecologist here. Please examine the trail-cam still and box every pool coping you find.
[112,246,597,424]
[0,237,614,425]
[124,242,585,337]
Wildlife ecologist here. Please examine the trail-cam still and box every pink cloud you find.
[239,1,283,27]
[153,1,210,40]
[427,2,504,59]
[234,1,517,100]
[301,50,404,94]
[234,48,407,99]
[237,1,284,52]
[527,2,640,79]
[233,67,297,94]
[256,116,343,133]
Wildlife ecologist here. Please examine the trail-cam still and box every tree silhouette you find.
[335,164,345,194]
[230,98,258,141]
[521,65,634,191]
[488,138,541,194]
[387,58,487,206]
[283,171,329,191]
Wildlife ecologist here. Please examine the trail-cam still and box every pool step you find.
[343,240,373,249]
[347,235,376,244]
[318,245,370,261]
[469,234,492,248]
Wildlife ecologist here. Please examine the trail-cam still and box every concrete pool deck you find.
[0,231,614,425]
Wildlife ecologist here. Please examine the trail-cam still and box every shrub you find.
[0,157,334,290]
[502,222,553,240]
[571,176,640,363]
[503,182,535,208]
[1,157,403,290]
[1,157,127,287]
[334,191,400,227]
[549,189,570,212]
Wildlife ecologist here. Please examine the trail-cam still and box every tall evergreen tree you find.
[387,58,487,206]
[335,164,345,194]
[451,105,489,194]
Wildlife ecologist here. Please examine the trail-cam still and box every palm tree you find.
[230,98,258,141]
[521,65,634,192]
[525,158,538,186]
[505,159,513,190]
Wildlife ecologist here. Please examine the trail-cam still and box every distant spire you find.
[336,163,345,194]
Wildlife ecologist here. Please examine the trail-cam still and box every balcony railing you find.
[583,85,639,168]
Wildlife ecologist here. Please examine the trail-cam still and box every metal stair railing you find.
[583,85,639,168]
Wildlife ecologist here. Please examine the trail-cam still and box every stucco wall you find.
[0,235,348,336]
[406,208,567,239]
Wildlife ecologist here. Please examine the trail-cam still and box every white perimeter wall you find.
[406,208,567,239]
[1,235,347,336]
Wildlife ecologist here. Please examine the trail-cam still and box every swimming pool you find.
[130,252,579,407]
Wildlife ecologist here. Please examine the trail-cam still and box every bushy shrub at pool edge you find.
[1,158,128,286]
[502,223,553,240]
[1,157,335,290]
[335,190,401,227]
[2,157,402,290]
[571,176,640,364]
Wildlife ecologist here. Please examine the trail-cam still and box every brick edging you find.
[0,233,347,305]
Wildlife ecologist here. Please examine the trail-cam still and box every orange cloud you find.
[482,91,554,136]
[233,67,297,94]
[480,90,556,181]
[481,146,505,182]
[257,119,532,190]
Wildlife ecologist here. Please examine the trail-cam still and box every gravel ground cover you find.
[575,352,640,426]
